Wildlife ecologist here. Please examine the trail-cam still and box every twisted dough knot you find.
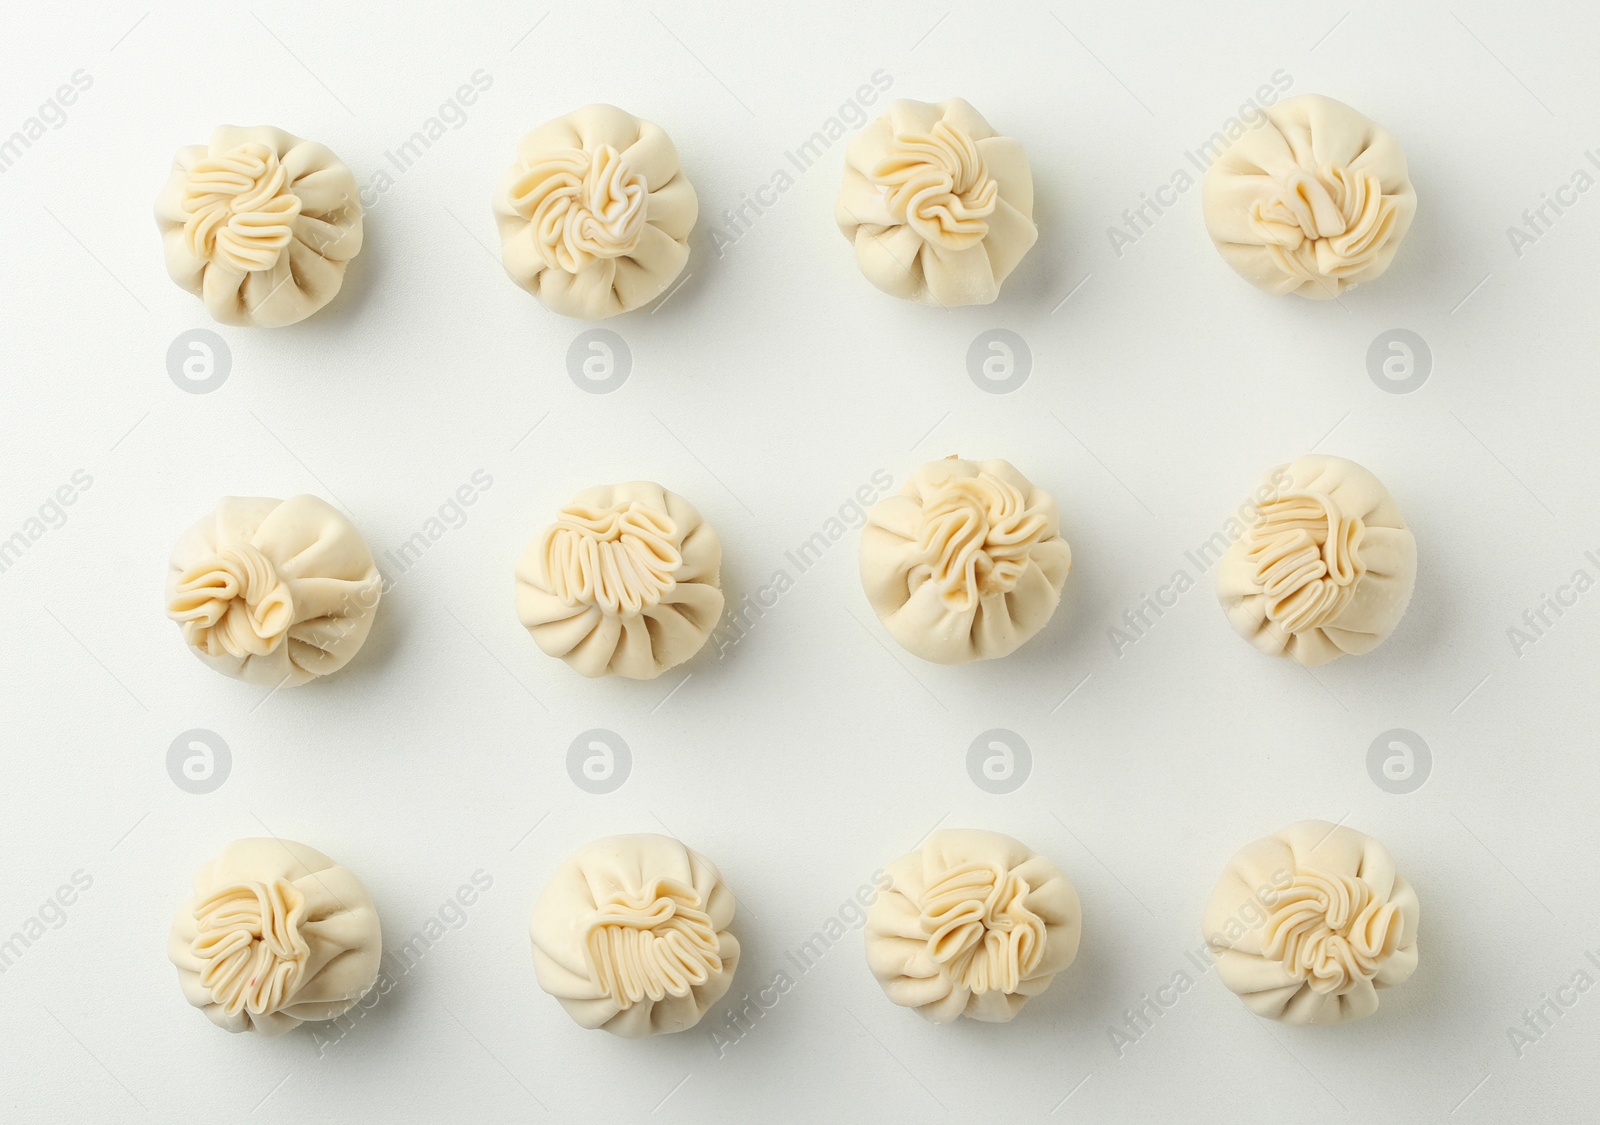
[190,879,310,1017]
[1243,492,1365,635]
[583,880,722,1008]
[1248,162,1400,285]
[505,144,649,274]
[920,862,1047,995]
[181,142,304,273]
[1261,871,1404,995]
[911,471,1052,610]
[870,119,998,250]
[166,542,295,658]
[539,501,682,617]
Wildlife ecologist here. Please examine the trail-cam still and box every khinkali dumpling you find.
[1215,455,1416,665]
[166,495,382,686]
[155,126,363,326]
[168,838,382,1036]
[860,457,1071,663]
[492,104,698,319]
[515,482,723,679]
[529,834,739,1037]
[1202,820,1420,1025]
[1202,94,1416,299]
[836,98,1037,306]
[865,829,1081,1024]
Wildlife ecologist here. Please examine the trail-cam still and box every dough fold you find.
[493,105,697,319]
[529,834,739,1036]
[837,99,1036,305]
[168,838,382,1036]
[1202,95,1416,299]
[865,829,1080,1024]
[1202,821,1419,1025]
[156,126,363,326]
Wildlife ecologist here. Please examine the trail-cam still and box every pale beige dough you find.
[1202,94,1416,299]
[864,829,1081,1024]
[515,482,723,679]
[860,457,1071,663]
[529,834,739,1037]
[155,125,363,326]
[166,495,382,687]
[1215,454,1416,665]
[492,104,697,319]
[836,98,1037,306]
[1202,820,1420,1025]
[168,838,382,1036]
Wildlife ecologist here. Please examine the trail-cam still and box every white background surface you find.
[1,1,1597,1121]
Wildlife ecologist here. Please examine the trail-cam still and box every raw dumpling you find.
[1202,820,1420,1025]
[1215,454,1416,665]
[836,98,1037,306]
[166,495,382,686]
[865,829,1081,1024]
[529,834,739,1037]
[1202,94,1416,299]
[492,104,698,319]
[155,126,363,326]
[168,838,382,1036]
[860,457,1071,663]
[515,482,723,679]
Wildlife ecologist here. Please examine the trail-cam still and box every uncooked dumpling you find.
[1215,454,1416,665]
[1202,820,1420,1025]
[1202,94,1416,299]
[860,457,1071,663]
[529,834,739,1037]
[155,126,363,326]
[836,98,1037,306]
[168,838,382,1036]
[492,104,697,319]
[166,495,382,686]
[864,829,1081,1024]
[515,482,723,679]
